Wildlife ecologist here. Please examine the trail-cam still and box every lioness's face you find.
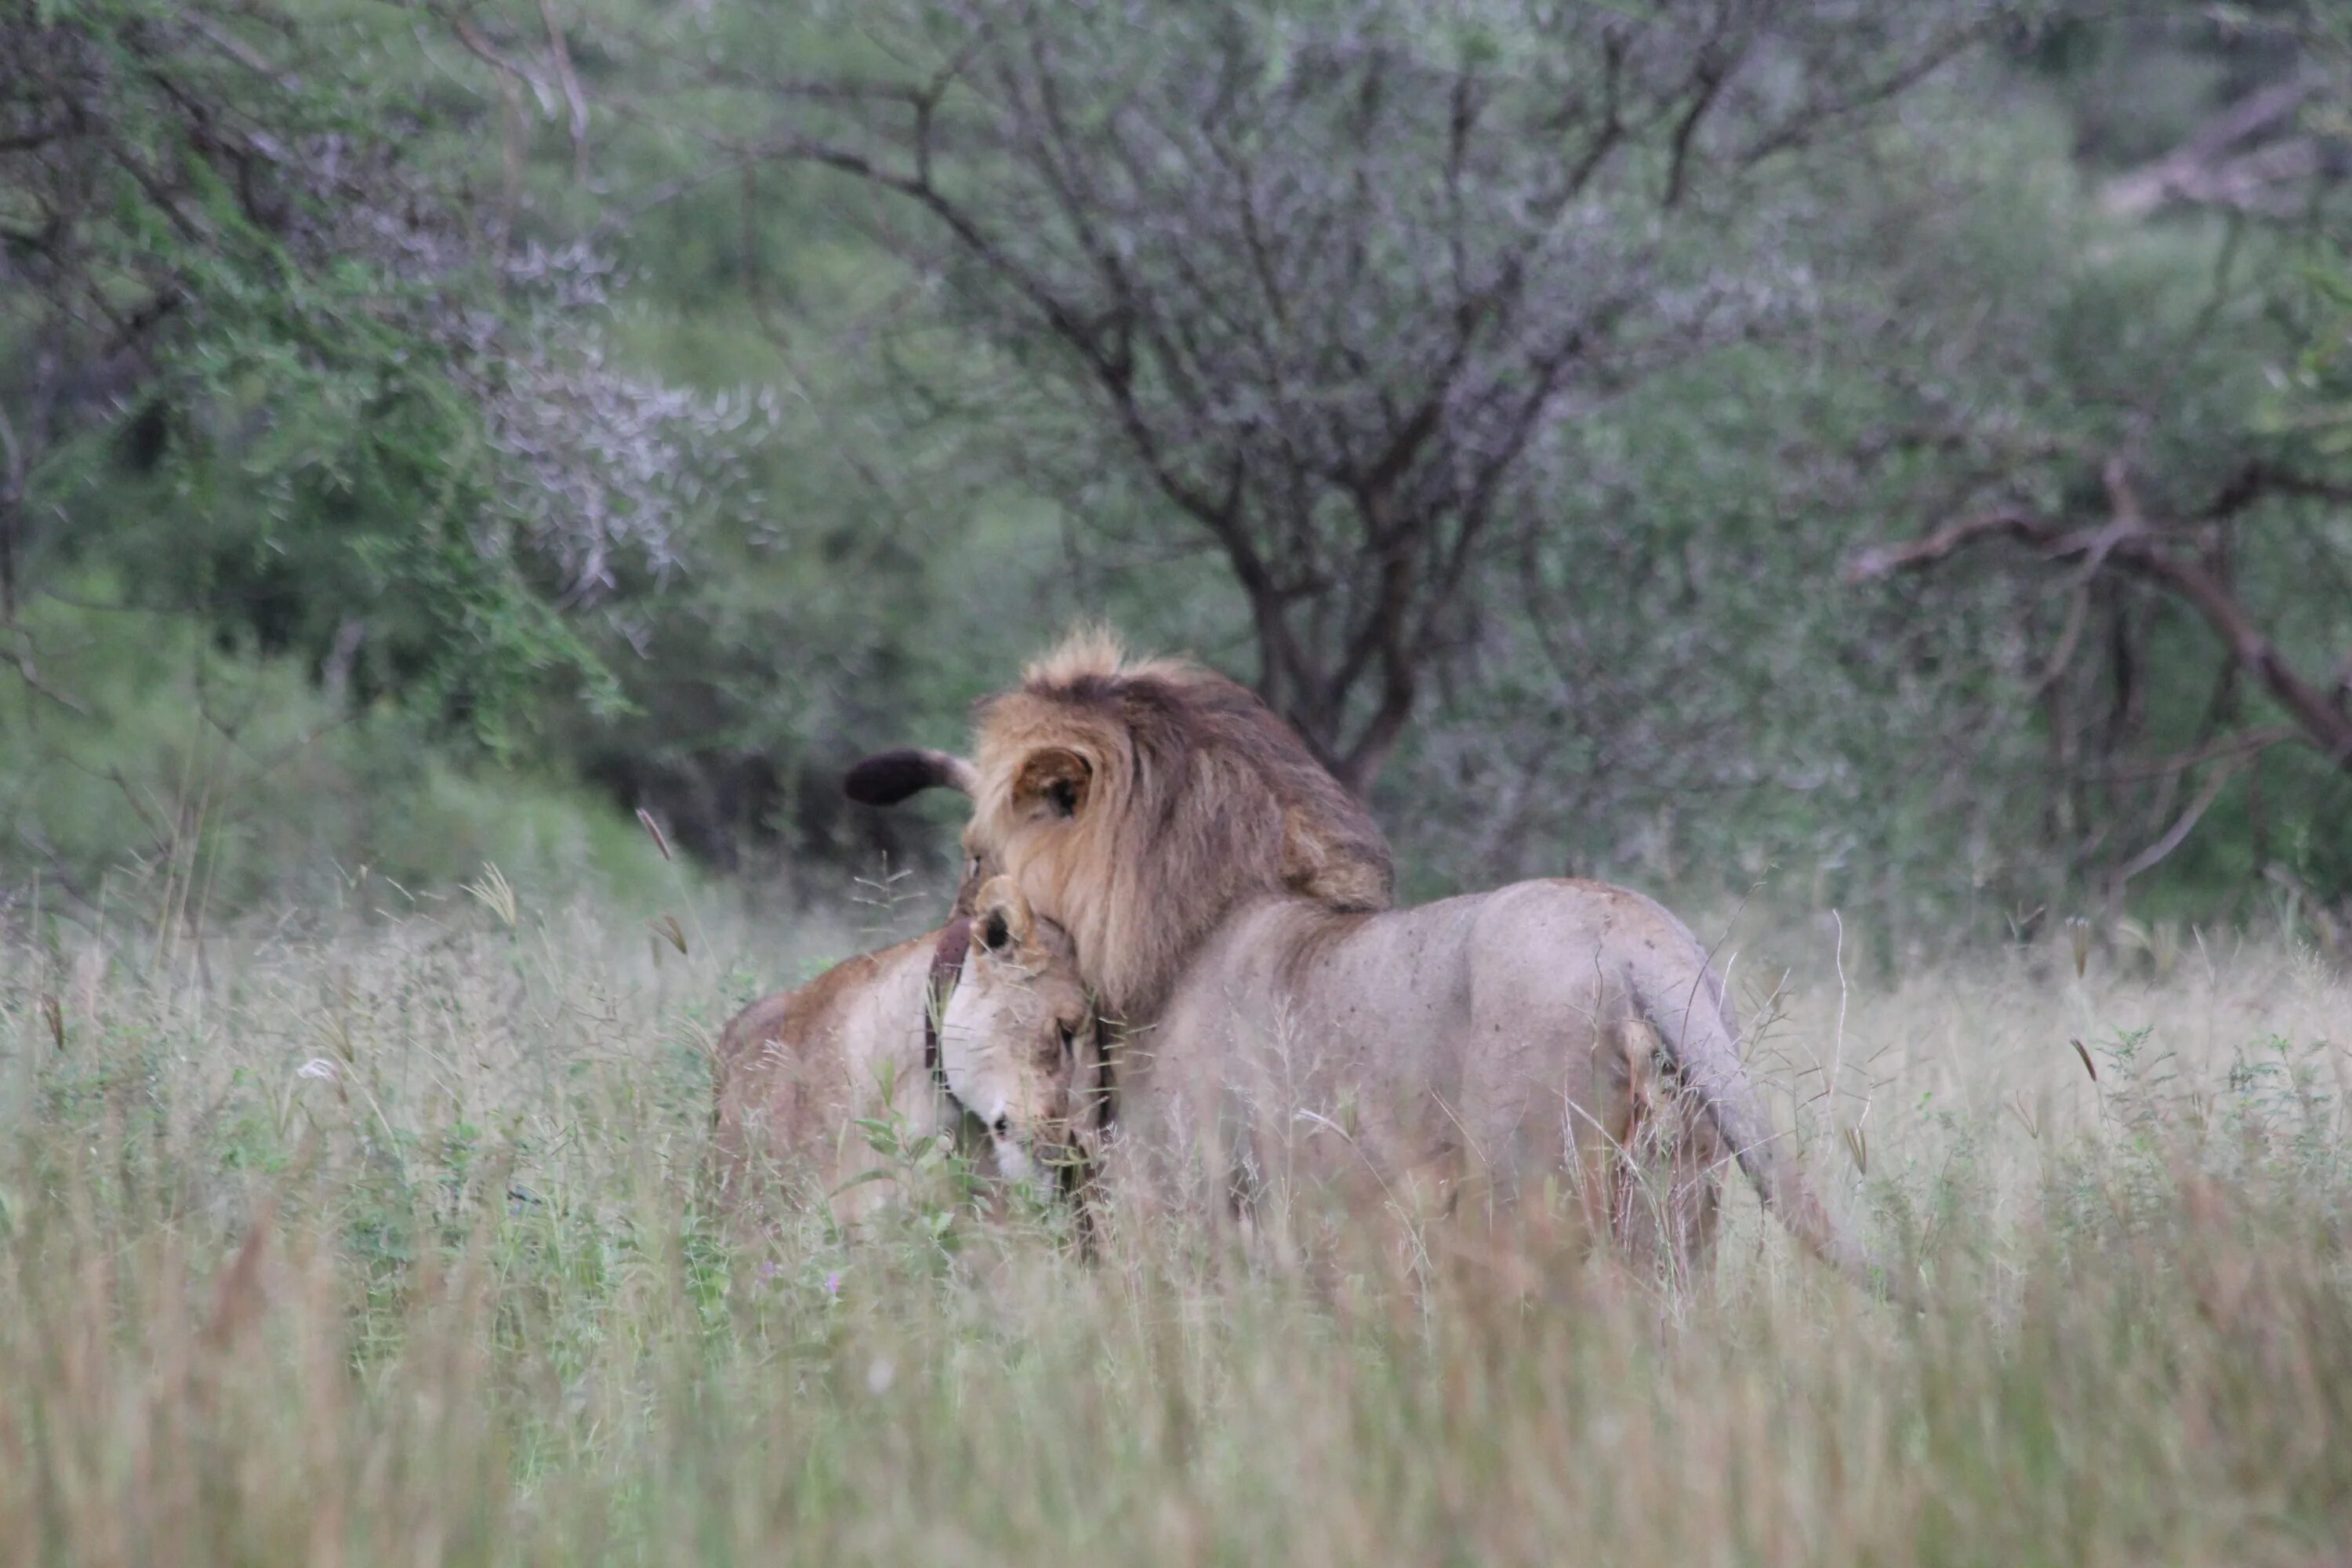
[939,877,1098,1183]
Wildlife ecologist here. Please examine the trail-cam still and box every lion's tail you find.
[1642,968,1918,1307]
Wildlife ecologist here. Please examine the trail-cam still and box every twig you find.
[2099,725,2299,781]
[1849,463,2352,770]
[2263,863,2347,955]
[2102,71,2325,220]
[535,0,590,180]
[2113,754,2249,887]
[1,634,91,716]
[446,11,559,117]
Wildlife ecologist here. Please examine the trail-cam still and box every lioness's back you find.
[708,935,931,1207]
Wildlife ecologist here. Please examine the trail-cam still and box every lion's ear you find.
[1012,747,1092,821]
[842,748,977,805]
[973,875,1035,955]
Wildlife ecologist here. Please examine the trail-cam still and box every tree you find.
[713,0,2020,792]
[0,0,742,743]
[1847,9,2352,909]
[1849,458,2352,890]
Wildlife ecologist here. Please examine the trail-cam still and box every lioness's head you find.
[939,877,1102,1185]
[847,628,1392,1018]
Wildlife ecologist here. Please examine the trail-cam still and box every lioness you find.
[935,878,1114,1196]
[708,914,1101,1226]
[851,631,1899,1294]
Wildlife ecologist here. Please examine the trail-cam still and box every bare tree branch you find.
[742,1,2016,789]
[1849,460,2352,771]
[535,0,590,180]
[2113,752,2248,887]
[2101,725,2301,781]
[2102,71,2329,220]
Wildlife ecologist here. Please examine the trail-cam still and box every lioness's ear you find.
[973,875,1035,955]
[1012,747,1092,821]
[842,747,978,806]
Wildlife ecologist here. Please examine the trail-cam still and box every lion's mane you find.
[965,629,1392,1019]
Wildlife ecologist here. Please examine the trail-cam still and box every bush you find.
[2,593,684,925]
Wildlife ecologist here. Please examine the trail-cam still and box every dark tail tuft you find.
[844,747,976,805]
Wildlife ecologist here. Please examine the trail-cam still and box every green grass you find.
[2,882,2349,1566]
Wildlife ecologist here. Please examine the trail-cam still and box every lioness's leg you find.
[1613,1045,1730,1287]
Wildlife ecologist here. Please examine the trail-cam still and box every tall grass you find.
[2,881,2348,1566]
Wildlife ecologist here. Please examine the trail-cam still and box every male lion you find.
[942,875,1730,1277]
[844,627,1394,1021]
[708,913,1101,1226]
[849,631,1900,1294]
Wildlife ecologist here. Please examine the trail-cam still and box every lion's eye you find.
[1057,1023,1077,1062]
[1044,778,1079,818]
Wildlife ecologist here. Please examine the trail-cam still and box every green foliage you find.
[0,590,681,918]
[1382,85,2344,922]
[5,0,630,742]
[4,0,2349,931]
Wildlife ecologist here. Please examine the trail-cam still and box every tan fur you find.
[708,917,1093,1228]
[896,630,1887,1292]
[960,629,1393,1020]
[708,934,949,1225]
[941,878,1106,1188]
[944,881,1764,1279]
[946,877,1895,1294]
[1175,881,1893,1290]
[1603,1020,1730,1282]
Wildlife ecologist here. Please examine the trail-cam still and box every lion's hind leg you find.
[1579,1018,1726,1289]
[1571,1016,1655,1254]
[1617,1018,1730,1288]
